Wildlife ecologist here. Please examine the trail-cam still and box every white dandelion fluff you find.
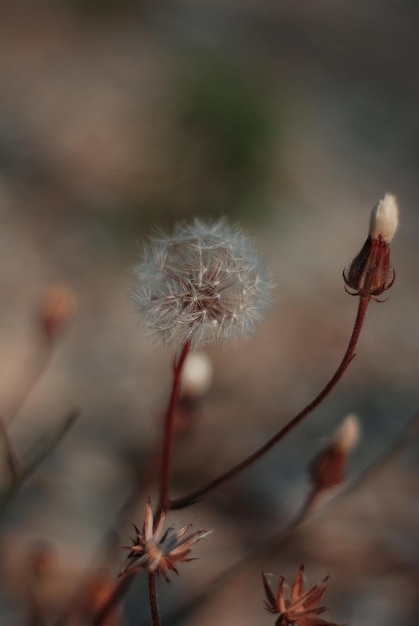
[133,218,272,347]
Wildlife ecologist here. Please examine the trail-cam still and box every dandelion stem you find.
[158,340,191,514]
[170,297,370,510]
[149,572,161,626]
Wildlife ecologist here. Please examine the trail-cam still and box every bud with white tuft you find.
[343,194,399,300]
[332,413,361,453]
[309,414,361,491]
[181,351,214,398]
[369,193,399,243]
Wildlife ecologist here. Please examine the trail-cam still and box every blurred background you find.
[0,1,418,624]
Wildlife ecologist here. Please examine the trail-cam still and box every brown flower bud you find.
[343,194,398,300]
[39,286,77,341]
[309,414,360,491]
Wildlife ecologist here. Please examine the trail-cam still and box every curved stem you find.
[92,574,133,626]
[170,297,370,510]
[143,411,418,626]
[148,572,161,626]
[158,341,191,514]
[7,340,52,425]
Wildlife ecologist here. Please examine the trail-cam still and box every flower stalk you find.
[158,340,191,514]
[170,296,369,510]
[148,572,161,626]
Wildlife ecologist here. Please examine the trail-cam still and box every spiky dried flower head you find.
[309,414,361,491]
[120,499,211,582]
[343,194,398,300]
[262,565,343,626]
[133,219,271,347]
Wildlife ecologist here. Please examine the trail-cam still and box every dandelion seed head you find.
[133,218,272,347]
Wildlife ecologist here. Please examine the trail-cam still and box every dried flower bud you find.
[309,414,361,491]
[120,499,211,581]
[343,194,398,300]
[262,565,343,625]
[39,286,77,341]
[132,219,272,347]
[181,351,213,398]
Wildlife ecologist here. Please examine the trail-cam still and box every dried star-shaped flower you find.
[262,565,343,626]
[120,500,211,581]
[133,218,271,347]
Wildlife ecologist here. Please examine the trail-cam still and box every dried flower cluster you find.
[120,500,211,581]
[262,565,342,626]
[133,219,271,347]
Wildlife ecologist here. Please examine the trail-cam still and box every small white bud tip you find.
[181,351,214,397]
[369,193,399,243]
[333,414,361,452]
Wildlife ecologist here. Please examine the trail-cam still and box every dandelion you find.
[343,194,398,300]
[120,499,211,581]
[133,219,271,347]
[262,565,343,626]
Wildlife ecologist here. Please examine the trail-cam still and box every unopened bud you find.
[309,414,361,491]
[333,413,360,452]
[343,194,398,300]
[181,351,213,398]
[39,286,77,341]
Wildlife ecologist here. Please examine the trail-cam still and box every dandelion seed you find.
[133,219,271,347]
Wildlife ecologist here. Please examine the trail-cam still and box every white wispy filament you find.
[133,219,271,347]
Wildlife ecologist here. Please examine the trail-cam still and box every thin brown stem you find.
[148,572,161,626]
[59,342,192,625]
[144,411,417,626]
[170,297,370,510]
[92,574,134,626]
[0,417,20,482]
[7,338,52,425]
[157,340,191,514]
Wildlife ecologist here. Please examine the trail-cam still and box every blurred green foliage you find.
[172,56,281,222]
[124,54,284,235]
